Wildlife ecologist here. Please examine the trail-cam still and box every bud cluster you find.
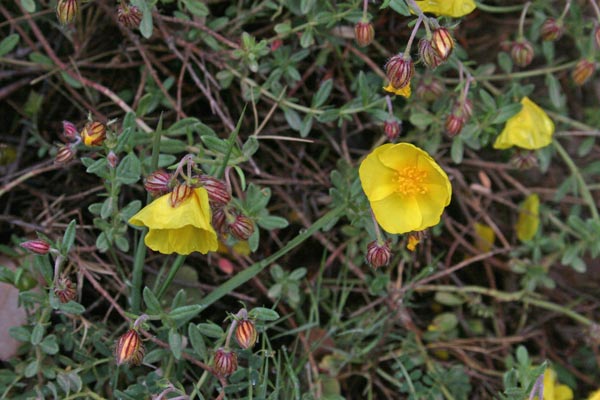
[419,27,454,69]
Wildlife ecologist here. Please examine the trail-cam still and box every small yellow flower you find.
[515,194,539,242]
[383,83,411,98]
[414,0,476,18]
[359,143,452,234]
[406,234,420,251]
[531,369,573,400]
[129,188,218,255]
[493,97,555,150]
[588,389,600,400]
[473,223,495,252]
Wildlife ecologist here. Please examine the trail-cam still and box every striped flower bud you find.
[354,21,375,47]
[383,119,401,142]
[54,277,77,303]
[572,59,596,86]
[540,18,563,42]
[199,175,231,207]
[235,319,258,349]
[107,151,119,169]
[385,53,414,90]
[212,207,227,235]
[366,240,391,269]
[56,0,78,25]
[62,120,78,140]
[418,38,443,69]
[20,239,50,255]
[510,39,534,67]
[431,27,454,60]
[115,329,145,366]
[169,184,193,207]
[80,121,106,146]
[445,114,465,138]
[229,214,254,241]
[595,26,600,49]
[213,348,237,376]
[55,145,75,165]
[144,170,172,197]
[117,3,143,29]
[416,77,444,102]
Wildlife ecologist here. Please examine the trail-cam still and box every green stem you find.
[475,2,525,13]
[553,140,600,221]
[198,206,345,310]
[156,254,187,299]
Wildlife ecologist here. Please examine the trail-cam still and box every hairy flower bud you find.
[235,319,258,349]
[107,151,119,169]
[55,145,75,165]
[117,3,143,29]
[385,54,414,90]
[54,277,76,303]
[366,240,391,269]
[431,27,454,60]
[115,329,145,366]
[229,214,255,241]
[62,120,78,140]
[56,0,78,25]
[199,175,231,207]
[418,38,443,69]
[354,21,375,47]
[416,78,445,102]
[169,184,193,207]
[383,119,401,142]
[213,348,237,376]
[21,239,50,255]
[572,59,596,86]
[144,170,172,197]
[212,207,227,234]
[81,121,106,146]
[595,26,600,49]
[540,18,563,41]
[445,114,465,138]
[510,40,534,67]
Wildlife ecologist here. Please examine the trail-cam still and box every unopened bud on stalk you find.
[431,27,454,60]
[213,348,238,376]
[445,114,465,138]
[115,329,145,366]
[107,151,119,169]
[383,119,401,142]
[510,39,534,67]
[169,184,193,207]
[62,120,78,140]
[510,150,537,169]
[56,0,78,25]
[572,59,596,86]
[235,319,258,349]
[418,39,443,69]
[229,214,255,241]
[354,21,375,47]
[212,207,227,234]
[385,54,414,90]
[117,3,143,29]
[80,121,106,146]
[20,239,51,255]
[54,277,76,303]
[199,175,231,207]
[540,18,563,41]
[55,145,76,165]
[366,240,391,269]
[416,78,444,102]
[144,170,172,197]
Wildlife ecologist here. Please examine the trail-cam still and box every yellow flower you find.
[474,223,495,252]
[414,0,476,18]
[383,83,411,98]
[493,97,555,150]
[516,193,539,242]
[406,234,420,251]
[129,188,218,255]
[531,369,573,400]
[588,389,600,400]
[359,143,452,234]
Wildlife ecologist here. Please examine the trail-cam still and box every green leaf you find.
[60,71,83,89]
[168,328,182,360]
[274,22,291,35]
[58,301,85,315]
[61,220,77,255]
[188,324,207,361]
[143,287,162,314]
[20,0,35,13]
[201,135,230,154]
[248,307,280,321]
[434,292,465,306]
[312,79,333,108]
[132,0,153,38]
[283,108,302,131]
[40,335,59,355]
[491,103,522,125]
[388,0,410,15]
[24,360,38,378]
[31,323,44,345]
[257,215,289,230]
[182,0,209,16]
[116,153,142,184]
[0,34,20,57]
[545,73,563,109]
[196,322,224,338]
[451,137,464,164]
[168,305,202,323]
[120,200,142,221]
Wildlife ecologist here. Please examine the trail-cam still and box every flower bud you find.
[572,59,596,86]
[595,26,600,49]
[229,214,255,241]
[460,98,473,119]
[510,40,534,67]
[366,240,391,269]
[235,319,258,349]
[540,18,563,41]
[510,150,537,169]
[416,78,445,102]
[80,121,106,146]
[56,0,78,25]
[54,277,76,303]
[169,184,193,207]
[55,145,75,165]
[383,119,401,142]
[213,348,237,376]
[115,329,145,366]
[354,21,375,47]
[107,151,119,169]
[431,27,454,60]
[445,114,465,138]
[212,207,227,234]
[144,170,172,197]
[117,3,143,29]
[62,120,78,140]
[385,54,414,90]
[20,239,50,255]
[199,175,231,207]
[418,38,443,69]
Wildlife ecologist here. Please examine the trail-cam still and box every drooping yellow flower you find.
[129,188,218,255]
[474,223,495,252]
[515,193,539,242]
[359,143,452,234]
[531,369,573,400]
[414,0,476,18]
[493,97,555,150]
[383,83,411,98]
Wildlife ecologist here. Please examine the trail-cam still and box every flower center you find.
[394,167,428,196]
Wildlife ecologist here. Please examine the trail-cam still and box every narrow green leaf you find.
[143,287,162,314]
[188,324,207,361]
[0,34,20,57]
[169,328,182,360]
[248,307,280,321]
[61,220,77,255]
[21,0,35,13]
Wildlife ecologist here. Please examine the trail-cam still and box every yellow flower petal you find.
[474,223,495,252]
[371,193,423,233]
[383,83,411,98]
[587,389,600,400]
[516,193,540,242]
[406,235,420,251]
[493,97,555,150]
[359,144,399,202]
[554,384,574,400]
[129,188,218,255]
[414,0,476,17]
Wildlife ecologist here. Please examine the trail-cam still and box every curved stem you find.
[475,2,525,13]
[589,0,600,21]
[403,15,423,58]
[559,0,572,20]
[517,2,531,39]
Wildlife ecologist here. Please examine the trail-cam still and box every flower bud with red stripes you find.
[366,240,391,269]
[21,239,50,255]
[56,0,78,25]
[54,277,77,304]
[431,27,454,60]
[199,175,231,207]
[540,18,563,42]
[81,121,106,146]
[385,54,414,90]
[117,3,142,29]
[383,119,401,142]
[229,214,255,241]
[572,59,596,86]
[354,21,375,47]
[144,170,172,197]
[235,319,258,349]
[62,120,78,141]
[418,38,443,69]
[213,348,238,377]
[510,39,534,67]
[115,329,145,366]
